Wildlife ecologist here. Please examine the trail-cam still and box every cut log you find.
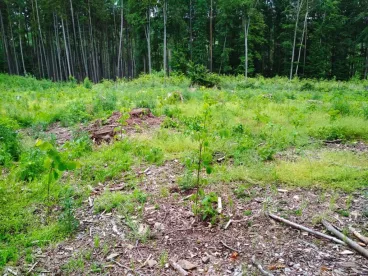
[322,220,368,259]
[269,213,345,245]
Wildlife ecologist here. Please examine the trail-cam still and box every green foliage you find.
[192,191,219,224]
[187,63,220,88]
[60,101,91,126]
[83,77,93,89]
[0,124,21,166]
[18,148,46,181]
[59,190,79,235]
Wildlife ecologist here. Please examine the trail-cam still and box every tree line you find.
[0,0,367,82]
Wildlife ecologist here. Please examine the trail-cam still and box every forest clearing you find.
[0,74,367,275]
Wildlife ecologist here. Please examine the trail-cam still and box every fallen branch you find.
[251,256,274,276]
[349,226,368,245]
[322,220,368,259]
[169,259,188,276]
[27,261,39,275]
[139,253,152,268]
[269,213,345,245]
[112,260,134,271]
[220,241,242,253]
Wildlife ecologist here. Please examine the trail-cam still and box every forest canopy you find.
[0,0,367,82]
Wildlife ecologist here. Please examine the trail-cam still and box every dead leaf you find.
[230,252,239,261]
[268,263,286,270]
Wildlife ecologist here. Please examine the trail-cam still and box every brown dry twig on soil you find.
[322,220,368,259]
[269,213,345,245]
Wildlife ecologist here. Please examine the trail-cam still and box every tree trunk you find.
[290,0,303,80]
[144,6,152,74]
[163,0,168,76]
[0,8,12,74]
[295,3,308,77]
[61,18,72,78]
[209,0,213,72]
[77,15,89,78]
[18,10,26,75]
[9,19,20,75]
[243,16,250,79]
[117,0,124,78]
[189,0,193,60]
[35,0,50,77]
[365,45,368,79]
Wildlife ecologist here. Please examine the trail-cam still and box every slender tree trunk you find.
[209,0,213,72]
[61,18,72,78]
[243,16,250,79]
[18,11,26,75]
[0,8,12,74]
[35,0,50,77]
[295,3,308,77]
[302,21,308,76]
[117,0,124,78]
[144,7,152,74]
[364,45,368,79]
[218,34,227,74]
[290,0,303,80]
[163,0,168,76]
[9,20,20,75]
[77,15,88,78]
[189,0,193,61]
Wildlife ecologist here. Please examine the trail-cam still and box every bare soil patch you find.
[45,123,73,145]
[16,161,368,275]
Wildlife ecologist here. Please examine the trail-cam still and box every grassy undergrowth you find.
[0,73,367,268]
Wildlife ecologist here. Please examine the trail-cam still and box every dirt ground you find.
[12,159,367,276]
[11,111,368,276]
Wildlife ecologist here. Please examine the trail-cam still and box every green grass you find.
[0,73,368,269]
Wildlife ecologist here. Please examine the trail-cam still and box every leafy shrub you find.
[83,77,93,89]
[163,106,181,118]
[332,99,350,116]
[192,191,219,224]
[63,132,92,158]
[0,124,21,166]
[362,104,368,120]
[93,91,117,113]
[187,62,220,88]
[60,101,91,126]
[301,82,314,91]
[178,170,195,191]
[257,144,276,161]
[17,148,46,181]
[316,126,346,141]
[59,190,79,235]
[161,117,179,129]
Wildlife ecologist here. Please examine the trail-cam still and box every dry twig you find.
[27,261,39,275]
[349,226,368,245]
[269,213,345,245]
[322,220,368,259]
[220,241,242,253]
